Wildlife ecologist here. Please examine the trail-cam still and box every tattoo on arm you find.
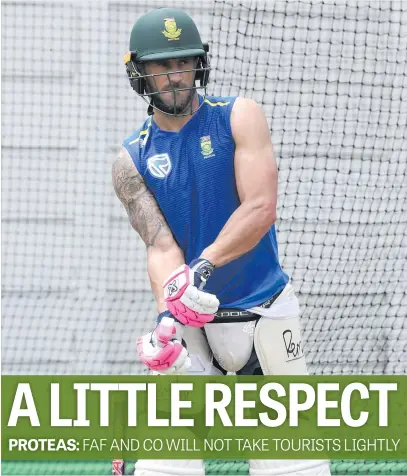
[112,148,172,247]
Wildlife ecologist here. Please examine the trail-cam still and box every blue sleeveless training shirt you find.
[123,95,288,309]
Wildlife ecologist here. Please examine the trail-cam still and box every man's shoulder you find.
[203,94,238,108]
[201,95,241,136]
[123,116,153,151]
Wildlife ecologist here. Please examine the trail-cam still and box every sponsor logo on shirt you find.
[147,153,172,179]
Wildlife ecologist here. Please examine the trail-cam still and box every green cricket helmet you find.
[124,8,210,116]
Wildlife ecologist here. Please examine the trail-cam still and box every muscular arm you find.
[112,147,184,312]
[201,98,278,267]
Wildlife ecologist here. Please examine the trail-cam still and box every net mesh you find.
[2,0,407,474]
[210,0,407,375]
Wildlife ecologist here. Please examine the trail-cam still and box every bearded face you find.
[142,57,198,115]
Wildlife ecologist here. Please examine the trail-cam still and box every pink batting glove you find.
[163,259,219,328]
[136,315,191,374]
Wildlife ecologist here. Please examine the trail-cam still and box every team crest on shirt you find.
[162,18,182,41]
[200,135,215,158]
[147,153,172,179]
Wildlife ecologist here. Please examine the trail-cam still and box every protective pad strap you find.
[213,288,284,323]
[214,309,260,323]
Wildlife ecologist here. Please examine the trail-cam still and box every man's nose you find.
[168,71,183,84]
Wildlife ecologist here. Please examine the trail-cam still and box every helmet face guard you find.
[124,45,211,116]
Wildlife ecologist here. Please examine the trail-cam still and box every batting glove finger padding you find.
[137,317,191,374]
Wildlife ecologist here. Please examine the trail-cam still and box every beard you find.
[146,81,196,115]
